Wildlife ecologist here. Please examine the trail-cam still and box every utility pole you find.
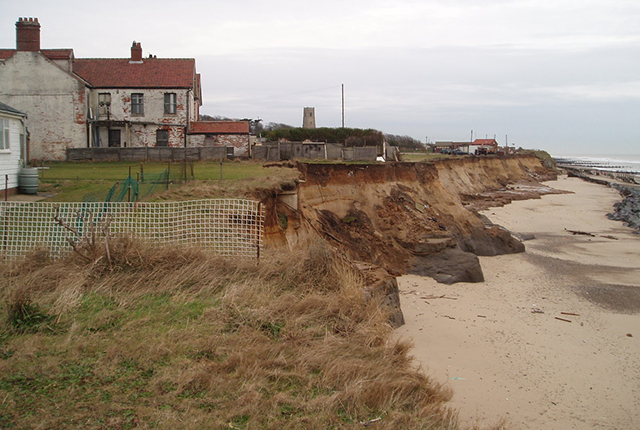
[341,83,345,128]
[470,130,473,142]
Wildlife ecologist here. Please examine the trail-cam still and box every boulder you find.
[408,247,485,284]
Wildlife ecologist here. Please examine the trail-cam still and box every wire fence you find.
[0,199,263,261]
[83,163,193,203]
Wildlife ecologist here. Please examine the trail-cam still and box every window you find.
[131,93,144,115]
[156,129,169,147]
[108,130,121,148]
[0,119,9,150]
[98,93,111,117]
[164,93,177,114]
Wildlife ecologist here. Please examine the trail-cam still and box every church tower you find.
[302,107,316,129]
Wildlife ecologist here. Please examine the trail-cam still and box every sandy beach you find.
[395,176,640,429]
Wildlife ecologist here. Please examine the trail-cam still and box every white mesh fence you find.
[0,199,264,261]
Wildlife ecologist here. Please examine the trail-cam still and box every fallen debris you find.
[421,294,458,300]
[600,235,619,240]
[561,312,580,316]
[555,317,572,323]
[531,306,545,314]
[565,228,596,237]
[477,315,487,318]
[360,417,382,426]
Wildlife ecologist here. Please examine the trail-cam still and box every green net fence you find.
[83,163,192,203]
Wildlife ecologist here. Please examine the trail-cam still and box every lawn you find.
[36,160,298,202]
[400,152,449,162]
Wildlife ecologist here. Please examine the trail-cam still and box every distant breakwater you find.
[562,169,640,233]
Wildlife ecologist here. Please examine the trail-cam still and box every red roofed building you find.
[188,121,251,157]
[0,17,219,160]
[470,139,498,155]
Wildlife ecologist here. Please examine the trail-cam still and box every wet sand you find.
[395,176,640,429]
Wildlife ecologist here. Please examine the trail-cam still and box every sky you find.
[3,0,640,155]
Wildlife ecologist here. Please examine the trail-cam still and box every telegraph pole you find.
[341,84,345,128]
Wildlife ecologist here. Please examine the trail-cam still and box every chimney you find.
[130,41,143,63]
[16,17,41,52]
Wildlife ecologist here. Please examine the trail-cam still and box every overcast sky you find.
[3,0,639,155]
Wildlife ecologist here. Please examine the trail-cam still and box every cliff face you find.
[264,155,557,283]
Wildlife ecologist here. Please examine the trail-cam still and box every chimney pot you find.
[16,17,41,51]
[130,41,143,62]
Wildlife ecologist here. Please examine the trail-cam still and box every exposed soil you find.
[263,155,560,285]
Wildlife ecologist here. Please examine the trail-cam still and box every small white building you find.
[0,102,27,195]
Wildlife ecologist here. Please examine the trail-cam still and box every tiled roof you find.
[0,101,26,116]
[0,50,15,60]
[473,139,498,145]
[0,49,74,61]
[42,49,74,60]
[72,58,196,89]
[189,121,249,134]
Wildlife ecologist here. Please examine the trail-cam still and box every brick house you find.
[0,17,251,161]
[188,121,251,158]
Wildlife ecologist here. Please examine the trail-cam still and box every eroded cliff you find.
[263,155,558,284]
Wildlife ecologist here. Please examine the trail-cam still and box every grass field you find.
[36,161,300,202]
[400,152,450,162]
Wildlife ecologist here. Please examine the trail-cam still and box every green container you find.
[19,167,39,194]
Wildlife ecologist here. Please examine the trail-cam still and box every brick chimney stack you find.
[16,17,41,51]
[130,41,142,63]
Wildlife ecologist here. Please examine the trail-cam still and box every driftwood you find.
[565,228,596,237]
[421,294,458,300]
[565,229,619,240]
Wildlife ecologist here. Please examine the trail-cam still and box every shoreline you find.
[395,175,640,429]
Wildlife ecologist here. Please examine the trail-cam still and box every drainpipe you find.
[184,89,190,147]
[20,115,28,167]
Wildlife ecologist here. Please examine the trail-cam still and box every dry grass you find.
[0,239,478,429]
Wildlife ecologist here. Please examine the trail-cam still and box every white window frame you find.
[164,93,177,115]
[98,93,111,117]
[0,118,10,151]
[131,93,144,115]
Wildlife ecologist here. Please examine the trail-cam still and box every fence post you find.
[166,162,171,190]
[256,201,262,265]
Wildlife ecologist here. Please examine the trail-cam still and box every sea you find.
[552,154,640,176]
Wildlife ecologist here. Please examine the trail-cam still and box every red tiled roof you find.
[0,50,15,60]
[473,139,498,145]
[42,49,74,60]
[0,49,74,61]
[72,58,196,89]
[189,121,249,134]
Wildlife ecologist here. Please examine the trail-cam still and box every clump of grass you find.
[0,239,466,429]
